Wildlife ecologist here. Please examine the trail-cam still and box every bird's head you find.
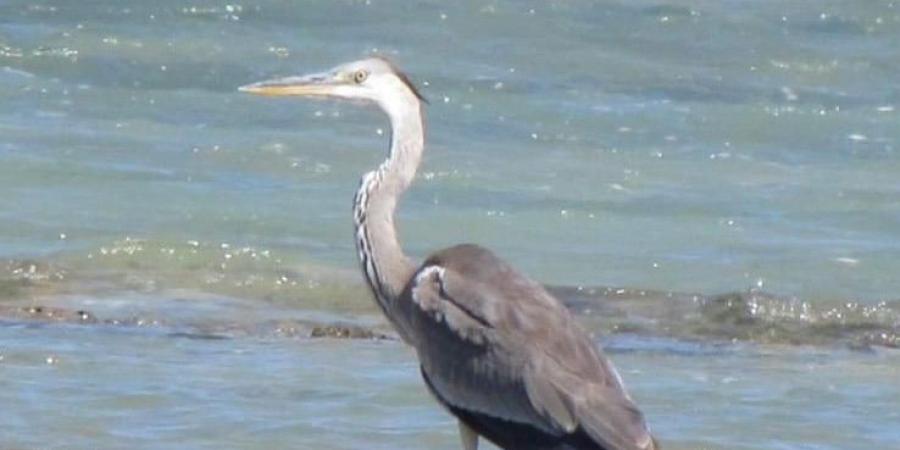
[239,57,426,114]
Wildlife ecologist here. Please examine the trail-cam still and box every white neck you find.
[353,93,423,318]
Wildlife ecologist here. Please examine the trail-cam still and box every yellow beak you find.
[238,72,337,97]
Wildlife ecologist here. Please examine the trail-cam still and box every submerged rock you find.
[0,304,98,323]
[1,285,896,349]
[550,285,900,350]
[310,323,390,340]
[0,302,392,341]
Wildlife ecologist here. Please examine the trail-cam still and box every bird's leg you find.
[458,421,479,450]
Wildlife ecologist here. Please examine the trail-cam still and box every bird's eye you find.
[353,70,369,84]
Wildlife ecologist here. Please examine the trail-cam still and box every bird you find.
[240,57,657,450]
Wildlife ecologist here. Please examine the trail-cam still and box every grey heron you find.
[240,57,658,450]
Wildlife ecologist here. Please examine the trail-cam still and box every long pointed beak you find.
[238,71,337,97]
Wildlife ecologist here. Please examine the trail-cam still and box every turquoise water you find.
[2,1,899,448]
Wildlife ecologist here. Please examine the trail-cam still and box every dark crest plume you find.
[374,56,429,104]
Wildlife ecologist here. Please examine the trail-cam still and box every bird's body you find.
[241,57,657,450]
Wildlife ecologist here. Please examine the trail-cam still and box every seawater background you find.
[1,1,899,449]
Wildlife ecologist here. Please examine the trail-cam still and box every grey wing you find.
[402,244,656,450]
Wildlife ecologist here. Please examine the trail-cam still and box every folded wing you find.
[401,244,657,450]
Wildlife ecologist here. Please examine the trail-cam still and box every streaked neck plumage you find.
[353,91,423,326]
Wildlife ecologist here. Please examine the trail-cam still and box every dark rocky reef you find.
[0,303,392,341]
[550,285,899,350]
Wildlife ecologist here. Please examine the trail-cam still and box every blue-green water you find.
[2,1,899,448]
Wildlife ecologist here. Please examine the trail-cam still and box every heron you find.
[240,57,657,450]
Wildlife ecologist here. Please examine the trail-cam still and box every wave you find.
[2,238,897,349]
[553,286,899,350]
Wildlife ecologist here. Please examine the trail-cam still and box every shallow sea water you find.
[2,298,899,450]
[2,0,900,448]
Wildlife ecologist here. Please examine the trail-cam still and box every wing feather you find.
[402,244,657,450]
